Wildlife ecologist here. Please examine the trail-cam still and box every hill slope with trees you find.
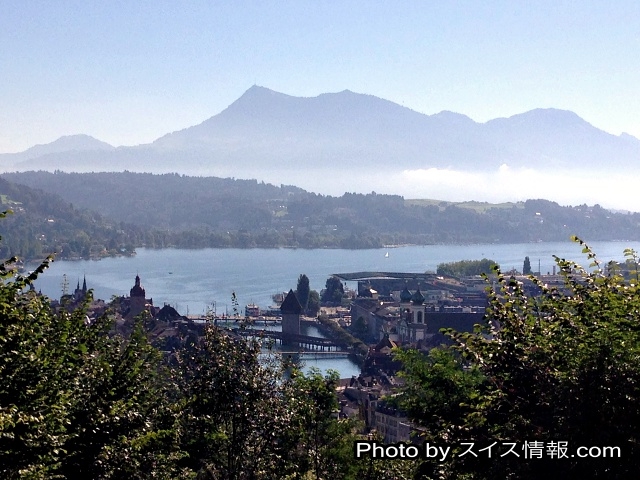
[4,171,640,253]
[0,177,140,260]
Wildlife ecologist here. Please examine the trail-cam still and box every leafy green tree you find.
[321,276,345,304]
[0,211,182,479]
[175,324,299,479]
[523,255,532,274]
[57,314,183,479]
[436,258,499,277]
[307,289,320,317]
[397,238,640,479]
[285,368,370,480]
[0,254,68,478]
[351,315,369,340]
[296,274,311,313]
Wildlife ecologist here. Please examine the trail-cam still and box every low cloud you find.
[191,165,640,213]
[367,166,640,212]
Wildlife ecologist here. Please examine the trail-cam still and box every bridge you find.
[231,328,343,351]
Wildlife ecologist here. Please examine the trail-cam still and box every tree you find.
[523,255,532,274]
[0,254,69,478]
[321,276,345,304]
[396,238,640,479]
[436,258,499,277]
[0,211,182,479]
[56,315,182,479]
[351,315,369,340]
[175,324,300,479]
[286,368,352,479]
[307,289,320,317]
[296,274,311,313]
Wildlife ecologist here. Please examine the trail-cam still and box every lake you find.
[29,241,638,314]
[27,241,639,378]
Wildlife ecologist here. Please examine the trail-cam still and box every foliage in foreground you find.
[8,205,640,480]
[0,255,182,478]
[0,224,391,478]
[396,237,640,479]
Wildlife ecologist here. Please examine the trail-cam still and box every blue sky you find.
[2,1,639,153]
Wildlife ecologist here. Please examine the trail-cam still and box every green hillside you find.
[4,171,640,253]
[0,177,136,260]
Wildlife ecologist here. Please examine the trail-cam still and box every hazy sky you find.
[2,1,639,154]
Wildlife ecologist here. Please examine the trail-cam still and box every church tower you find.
[129,274,147,319]
[398,285,427,343]
[73,275,88,301]
[409,287,425,325]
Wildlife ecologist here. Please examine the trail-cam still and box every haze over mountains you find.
[2,86,639,208]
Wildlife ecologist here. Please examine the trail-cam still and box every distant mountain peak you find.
[42,134,114,150]
[432,110,476,123]
[237,84,291,99]
[15,134,114,159]
[507,108,588,125]
[484,108,598,134]
[620,132,640,142]
[223,85,295,112]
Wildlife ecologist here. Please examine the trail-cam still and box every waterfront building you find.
[280,289,301,337]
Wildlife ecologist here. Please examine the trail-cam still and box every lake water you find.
[26,241,639,378]
[29,242,639,314]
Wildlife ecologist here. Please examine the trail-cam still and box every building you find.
[374,401,410,443]
[362,334,403,376]
[280,289,301,337]
[397,286,429,344]
[127,274,154,319]
[73,276,88,302]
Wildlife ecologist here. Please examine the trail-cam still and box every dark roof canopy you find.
[280,289,302,314]
[400,285,413,303]
[411,287,425,305]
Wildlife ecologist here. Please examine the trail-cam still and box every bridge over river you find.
[231,328,344,352]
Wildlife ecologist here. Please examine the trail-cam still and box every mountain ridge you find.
[1,87,638,183]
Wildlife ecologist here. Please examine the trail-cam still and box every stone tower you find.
[280,289,302,338]
[129,274,147,319]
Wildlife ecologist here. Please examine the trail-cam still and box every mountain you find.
[149,86,496,170]
[2,87,639,181]
[0,135,115,165]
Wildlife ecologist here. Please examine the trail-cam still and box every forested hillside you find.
[6,171,640,250]
[0,177,137,260]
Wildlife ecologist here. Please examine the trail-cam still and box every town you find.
[46,261,577,446]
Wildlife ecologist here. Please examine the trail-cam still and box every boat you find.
[385,251,389,258]
[245,303,260,317]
